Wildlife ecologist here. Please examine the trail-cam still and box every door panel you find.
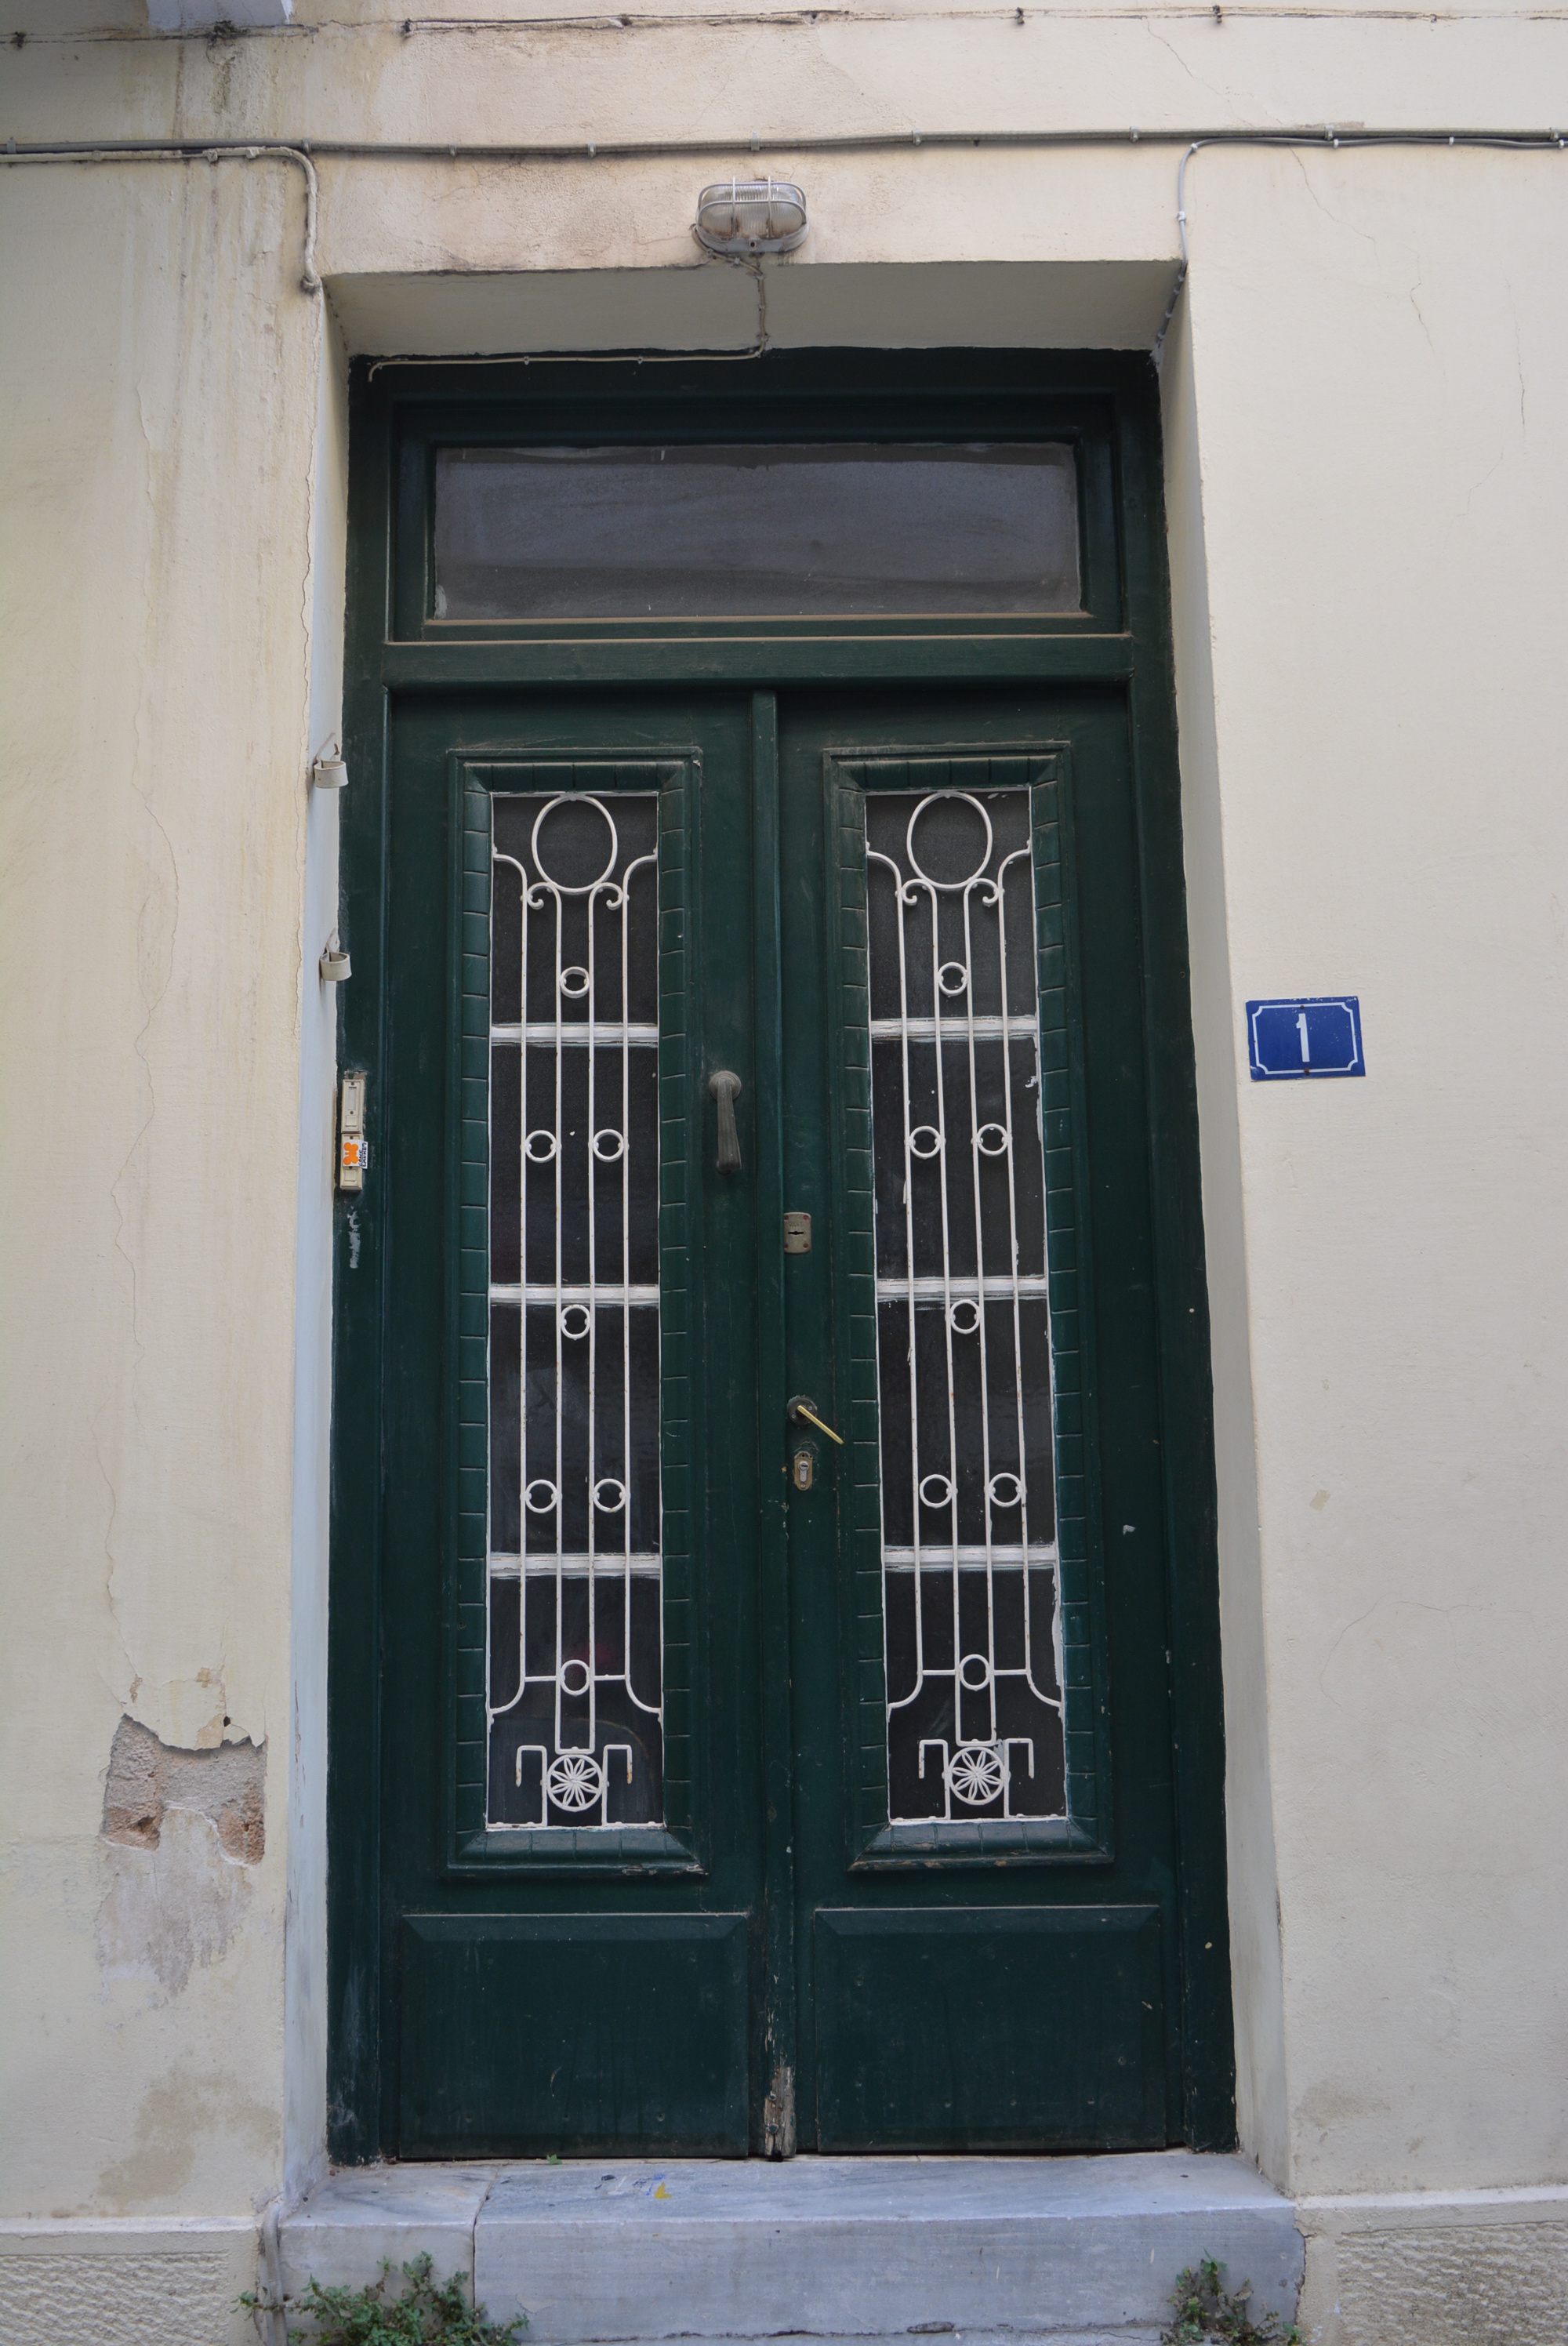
[378,683,1184,2157]
[382,692,763,2154]
[777,692,1182,2149]
[398,1914,750,2157]
[812,1907,1165,2151]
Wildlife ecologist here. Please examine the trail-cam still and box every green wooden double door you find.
[378,680,1206,2158]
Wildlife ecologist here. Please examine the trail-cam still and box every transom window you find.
[433,442,1082,622]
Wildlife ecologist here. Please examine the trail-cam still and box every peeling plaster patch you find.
[97,1810,254,2002]
[102,1713,265,1863]
[154,1671,230,1752]
[96,1719,267,1999]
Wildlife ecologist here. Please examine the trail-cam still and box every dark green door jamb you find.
[751,690,799,2155]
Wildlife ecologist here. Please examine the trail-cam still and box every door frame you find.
[327,347,1235,2161]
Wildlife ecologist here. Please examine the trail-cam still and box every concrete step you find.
[281,2152,1303,2344]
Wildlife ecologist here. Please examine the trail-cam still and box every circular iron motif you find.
[946,1744,1005,1807]
[546,1752,604,1812]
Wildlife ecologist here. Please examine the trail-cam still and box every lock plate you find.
[791,1448,815,1491]
[782,1211,811,1254]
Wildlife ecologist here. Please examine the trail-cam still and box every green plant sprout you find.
[241,2250,527,2346]
[1162,2255,1301,2346]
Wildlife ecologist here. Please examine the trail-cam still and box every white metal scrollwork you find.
[866,785,1066,1824]
[487,791,663,1830]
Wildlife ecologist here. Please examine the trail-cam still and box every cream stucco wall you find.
[1,141,328,2203]
[2,4,1566,2341]
[0,120,344,2346]
[1170,142,1568,2199]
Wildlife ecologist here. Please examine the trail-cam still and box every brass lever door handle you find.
[710,1070,742,1174]
[786,1393,844,1446]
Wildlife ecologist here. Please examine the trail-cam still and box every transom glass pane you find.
[866,786,1066,1825]
[434,443,1081,621]
[486,790,664,1829]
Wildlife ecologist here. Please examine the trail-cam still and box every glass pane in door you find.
[434,443,1081,621]
[865,786,1065,1825]
[486,791,665,1829]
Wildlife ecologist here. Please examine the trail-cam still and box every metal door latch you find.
[338,1072,368,1192]
[782,1211,811,1253]
[710,1070,742,1173]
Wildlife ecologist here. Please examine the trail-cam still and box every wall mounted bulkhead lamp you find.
[693,179,808,256]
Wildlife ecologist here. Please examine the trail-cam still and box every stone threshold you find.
[279,2150,1303,2344]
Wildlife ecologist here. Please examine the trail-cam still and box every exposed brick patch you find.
[101,1715,266,1863]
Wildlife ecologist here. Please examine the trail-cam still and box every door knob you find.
[710,1070,742,1174]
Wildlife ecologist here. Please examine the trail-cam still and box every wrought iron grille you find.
[866,787,1066,1823]
[485,791,664,1829]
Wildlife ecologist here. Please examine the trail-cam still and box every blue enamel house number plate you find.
[1246,996,1365,1080]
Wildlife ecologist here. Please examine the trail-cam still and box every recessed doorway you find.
[327,352,1233,2162]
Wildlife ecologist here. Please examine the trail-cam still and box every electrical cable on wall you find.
[2,140,321,292]
[5,126,1563,343]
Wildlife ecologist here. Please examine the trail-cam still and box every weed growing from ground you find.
[241,2250,526,2346]
[1162,2255,1301,2346]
